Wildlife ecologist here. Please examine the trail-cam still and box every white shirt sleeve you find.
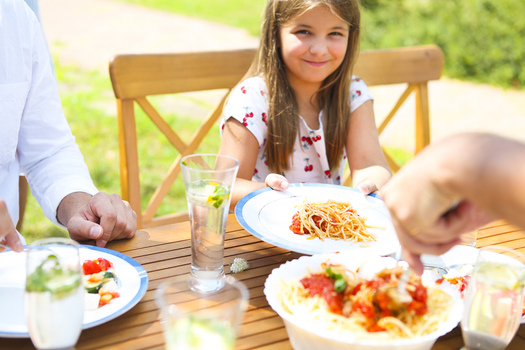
[220,77,269,147]
[16,8,98,227]
[350,76,374,113]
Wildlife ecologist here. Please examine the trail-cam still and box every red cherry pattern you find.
[312,135,321,142]
[304,164,313,172]
[356,90,361,96]
[301,136,313,146]
[241,86,247,94]
[324,170,331,179]
[254,168,258,175]
[262,112,268,125]
[242,112,254,127]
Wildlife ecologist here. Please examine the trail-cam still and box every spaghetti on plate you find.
[289,200,379,243]
[278,262,453,339]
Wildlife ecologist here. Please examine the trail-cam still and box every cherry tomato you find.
[83,260,102,275]
[97,258,113,271]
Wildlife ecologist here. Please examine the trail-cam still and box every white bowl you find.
[264,251,463,350]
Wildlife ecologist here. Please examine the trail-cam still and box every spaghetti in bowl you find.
[264,252,463,350]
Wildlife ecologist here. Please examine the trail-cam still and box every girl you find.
[219,0,391,208]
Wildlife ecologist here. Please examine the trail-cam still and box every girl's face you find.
[279,5,349,89]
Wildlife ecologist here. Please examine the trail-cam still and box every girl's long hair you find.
[247,0,361,174]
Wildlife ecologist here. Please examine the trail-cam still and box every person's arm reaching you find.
[381,133,525,273]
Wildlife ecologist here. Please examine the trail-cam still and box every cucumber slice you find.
[85,280,103,293]
[102,271,118,285]
[103,271,115,279]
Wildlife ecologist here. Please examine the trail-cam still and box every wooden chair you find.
[109,45,443,228]
[343,44,444,185]
[109,49,255,229]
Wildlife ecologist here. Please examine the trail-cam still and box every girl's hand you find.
[265,174,289,191]
[355,180,378,195]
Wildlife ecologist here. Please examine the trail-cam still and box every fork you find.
[392,247,413,305]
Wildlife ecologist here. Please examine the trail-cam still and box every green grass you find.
[117,0,267,36]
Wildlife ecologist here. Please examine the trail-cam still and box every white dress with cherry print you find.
[220,76,374,185]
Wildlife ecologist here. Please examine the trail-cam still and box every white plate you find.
[0,245,148,338]
[235,183,399,256]
[421,245,525,323]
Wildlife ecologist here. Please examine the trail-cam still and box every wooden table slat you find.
[6,217,525,349]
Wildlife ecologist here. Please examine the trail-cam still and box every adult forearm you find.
[57,192,93,227]
[440,134,525,228]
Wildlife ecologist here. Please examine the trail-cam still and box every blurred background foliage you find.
[122,0,525,89]
[359,0,525,89]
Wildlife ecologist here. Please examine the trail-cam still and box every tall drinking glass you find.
[25,238,84,350]
[181,154,240,292]
[461,246,525,350]
[155,276,249,350]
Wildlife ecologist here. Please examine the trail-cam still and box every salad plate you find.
[235,183,399,256]
[0,245,148,338]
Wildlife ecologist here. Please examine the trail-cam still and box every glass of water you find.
[461,245,525,350]
[25,238,84,350]
[155,276,249,350]
[181,154,240,293]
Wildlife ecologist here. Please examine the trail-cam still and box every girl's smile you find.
[303,60,328,67]
[280,5,349,90]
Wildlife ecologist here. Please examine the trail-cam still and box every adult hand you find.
[265,173,289,191]
[60,192,137,248]
[0,198,23,252]
[380,137,478,273]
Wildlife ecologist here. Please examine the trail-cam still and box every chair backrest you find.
[109,45,443,228]
[109,49,255,228]
[342,44,443,185]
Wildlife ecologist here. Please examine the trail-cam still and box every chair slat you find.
[136,97,187,152]
[354,45,443,86]
[415,83,431,153]
[117,98,142,228]
[377,84,416,136]
[110,50,255,99]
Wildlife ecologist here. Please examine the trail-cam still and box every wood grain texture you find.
[5,213,524,349]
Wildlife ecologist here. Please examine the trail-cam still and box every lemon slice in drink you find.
[205,181,230,209]
[475,262,525,290]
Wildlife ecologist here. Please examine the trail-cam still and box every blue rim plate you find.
[235,183,399,256]
[0,245,148,338]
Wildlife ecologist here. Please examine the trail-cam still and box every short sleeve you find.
[349,75,374,113]
[220,77,269,147]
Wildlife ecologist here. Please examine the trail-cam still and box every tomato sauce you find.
[300,273,344,315]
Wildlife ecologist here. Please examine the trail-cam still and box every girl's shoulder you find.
[234,76,268,94]
[228,76,269,107]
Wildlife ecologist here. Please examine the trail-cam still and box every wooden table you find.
[5,216,525,349]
